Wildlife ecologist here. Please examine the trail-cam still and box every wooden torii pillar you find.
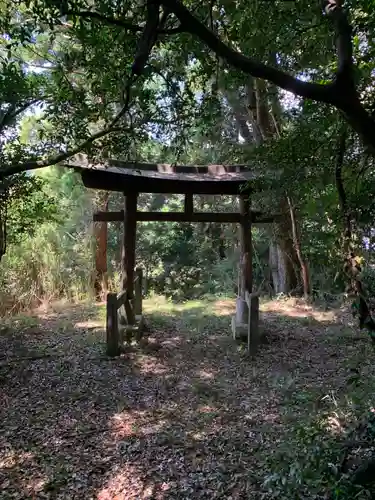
[231,194,260,352]
[119,192,137,327]
[240,195,252,301]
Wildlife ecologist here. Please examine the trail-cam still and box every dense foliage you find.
[1,0,375,497]
[0,0,374,305]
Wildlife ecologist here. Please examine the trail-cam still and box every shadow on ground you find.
[0,297,374,499]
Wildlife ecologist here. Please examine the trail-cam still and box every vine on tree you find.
[335,126,375,341]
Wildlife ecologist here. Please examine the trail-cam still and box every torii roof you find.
[65,155,268,195]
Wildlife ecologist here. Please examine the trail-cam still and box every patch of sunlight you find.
[35,298,71,315]
[35,298,90,316]
[24,477,47,495]
[191,431,206,440]
[110,414,138,439]
[0,450,34,469]
[173,299,208,312]
[320,393,350,436]
[143,295,223,315]
[196,369,215,380]
[94,303,106,323]
[198,404,217,413]
[324,411,345,435]
[74,319,103,329]
[261,298,337,323]
[161,336,183,347]
[141,420,167,435]
[212,299,235,316]
[143,295,175,313]
[134,355,169,375]
[97,464,144,500]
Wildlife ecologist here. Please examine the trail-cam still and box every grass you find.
[0,295,375,499]
[143,294,235,333]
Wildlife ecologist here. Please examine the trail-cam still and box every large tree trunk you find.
[335,128,375,339]
[94,191,109,300]
[255,78,273,139]
[256,75,309,296]
[269,240,288,294]
[274,197,301,294]
[225,77,306,296]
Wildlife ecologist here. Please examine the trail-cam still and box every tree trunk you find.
[0,186,8,262]
[269,240,286,294]
[263,76,302,295]
[255,78,273,139]
[94,191,109,301]
[287,195,311,298]
[270,196,300,294]
[335,128,375,339]
[246,78,263,144]
[277,239,299,292]
[226,78,302,295]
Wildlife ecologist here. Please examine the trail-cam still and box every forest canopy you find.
[0,0,375,312]
[1,0,375,175]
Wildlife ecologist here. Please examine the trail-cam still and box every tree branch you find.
[132,0,161,76]
[65,10,183,35]
[324,0,354,89]
[0,126,123,178]
[335,126,348,216]
[160,0,337,103]
[0,82,135,179]
[65,10,143,32]
[0,99,42,132]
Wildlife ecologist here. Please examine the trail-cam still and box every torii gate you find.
[67,155,275,356]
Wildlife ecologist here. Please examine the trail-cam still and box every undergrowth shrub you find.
[361,265,375,299]
[0,224,94,314]
[262,371,375,500]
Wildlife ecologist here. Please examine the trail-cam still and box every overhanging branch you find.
[0,78,135,179]
[65,10,142,32]
[324,0,354,89]
[132,0,161,76]
[0,126,123,178]
[0,98,42,132]
[160,0,336,103]
[65,10,183,35]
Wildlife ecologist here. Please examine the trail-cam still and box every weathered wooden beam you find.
[106,293,120,357]
[94,211,124,222]
[94,210,276,224]
[124,299,135,331]
[138,211,242,223]
[73,158,251,174]
[184,193,193,214]
[121,193,137,326]
[239,195,253,295]
[81,170,255,195]
[133,268,143,316]
[116,289,127,308]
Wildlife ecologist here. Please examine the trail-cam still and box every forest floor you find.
[0,296,375,499]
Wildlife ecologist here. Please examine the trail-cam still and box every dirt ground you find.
[0,297,373,499]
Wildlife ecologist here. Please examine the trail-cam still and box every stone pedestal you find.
[231,294,260,354]
[231,316,248,340]
[235,297,248,324]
